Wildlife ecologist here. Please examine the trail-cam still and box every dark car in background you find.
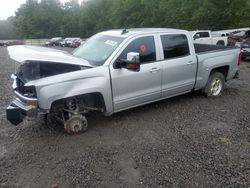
[241,38,250,60]
[45,37,63,46]
[228,30,250,46]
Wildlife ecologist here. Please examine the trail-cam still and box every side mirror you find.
[193,34,200,40]
[126,52,140,71]
[113,52,140,72]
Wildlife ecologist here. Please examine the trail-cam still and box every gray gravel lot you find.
[0,46,250,188]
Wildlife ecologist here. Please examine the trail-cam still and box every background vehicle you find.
[228,30,250,46]
[59,38,70,47]
[240,38,250,60]
[71,39,82,48]
[0,40,24,46]
[81,39,86,45]
[213,28,250,37]
[65,37,80,47]
[45,37,63,46]
[190,30,228,46]
[6,28,240,134]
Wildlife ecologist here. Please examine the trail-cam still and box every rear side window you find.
[160,34,190,59]
[119,36,156,63]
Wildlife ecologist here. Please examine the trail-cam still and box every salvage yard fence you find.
[25,39,49,46]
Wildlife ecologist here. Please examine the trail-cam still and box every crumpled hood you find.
[7,45,93,67]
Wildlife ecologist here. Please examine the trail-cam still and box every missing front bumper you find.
[6,92,38,125]
[6,104,23,125]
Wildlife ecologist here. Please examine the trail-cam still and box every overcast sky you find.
[0,0,71,20]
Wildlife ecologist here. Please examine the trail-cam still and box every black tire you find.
[39,113,57,126]
[216,41,225,46]
[203,72,225,97]
[39,114,48,125]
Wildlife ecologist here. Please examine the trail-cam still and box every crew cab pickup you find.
[6,28,241,134]
[190,30,228,46]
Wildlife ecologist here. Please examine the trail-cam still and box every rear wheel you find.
[203,72,225,97]
[216,41,225,46]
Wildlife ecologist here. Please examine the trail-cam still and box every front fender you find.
[27,66,113,114]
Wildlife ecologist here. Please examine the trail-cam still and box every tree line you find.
[1,0,250,39]
[0,17,20,39]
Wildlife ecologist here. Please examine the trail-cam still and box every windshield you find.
[73,34,124,66]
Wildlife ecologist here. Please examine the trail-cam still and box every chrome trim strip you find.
[14,90,37,102]
[13,98,34,111]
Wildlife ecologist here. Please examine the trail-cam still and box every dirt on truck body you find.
[0,47,250,187]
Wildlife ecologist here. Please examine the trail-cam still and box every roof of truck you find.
[100,28,187,38]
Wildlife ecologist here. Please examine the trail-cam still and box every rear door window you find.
[160,34,190,59]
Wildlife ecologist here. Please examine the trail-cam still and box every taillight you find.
[238,52,243,65]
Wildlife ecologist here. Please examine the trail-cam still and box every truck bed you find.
[194,43,237,54]
[194,43,240,90]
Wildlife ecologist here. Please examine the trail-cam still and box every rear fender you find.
[196,51,239,89]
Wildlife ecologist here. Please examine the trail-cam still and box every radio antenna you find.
[121,28,128,35]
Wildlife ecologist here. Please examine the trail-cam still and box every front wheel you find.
[203,72,225,97]
[64,114,88,134]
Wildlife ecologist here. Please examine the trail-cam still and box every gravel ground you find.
[0,46,249,188]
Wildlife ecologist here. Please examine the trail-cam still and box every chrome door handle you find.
[187,61,195,65]
[150,67,161,73]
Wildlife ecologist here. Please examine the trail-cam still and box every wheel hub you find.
[210,78,222,96]
[64,115,88,134]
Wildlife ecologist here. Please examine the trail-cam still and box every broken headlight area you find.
[16,60,86,84]
[15,85,37,98]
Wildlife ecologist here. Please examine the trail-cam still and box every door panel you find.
[159,34,197,97]
[109,35,162,111]
[194,38,212,44]
[111,62,162,111]
[162,56,197,97]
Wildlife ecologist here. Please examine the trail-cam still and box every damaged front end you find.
[7,84,38,125]
[7,61,86,125]
[6,45,92,125]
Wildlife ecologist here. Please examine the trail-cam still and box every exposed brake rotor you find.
[64,114,88,134]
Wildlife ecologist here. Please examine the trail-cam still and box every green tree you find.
[13,0,250,39]
[0,17,20,39]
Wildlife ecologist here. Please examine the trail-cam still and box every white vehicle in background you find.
[213,28,250,37]
[59,38,70,47]
[190,30,228,46]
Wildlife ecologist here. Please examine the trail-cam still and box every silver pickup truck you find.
[6,28,241,134]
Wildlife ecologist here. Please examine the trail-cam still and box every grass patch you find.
[220,137,232,145]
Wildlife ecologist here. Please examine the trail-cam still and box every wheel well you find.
[50,92,106,113]
[216,40,225,45]
[211,66,229,79]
